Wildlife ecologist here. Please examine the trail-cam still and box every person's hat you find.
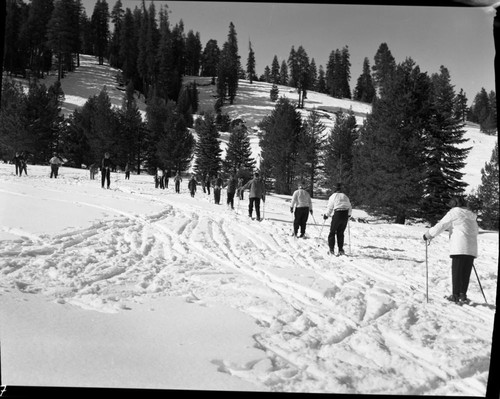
[335,182,342,192]
[298,181,305,189]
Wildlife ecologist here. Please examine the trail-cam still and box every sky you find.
[79,1,497,104]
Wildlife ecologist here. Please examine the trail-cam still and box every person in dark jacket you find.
[423,196,479,304]
[242,172,266,221]
[124,162,130,180]
[188,175,197,197]
[101,152,113,189]
[224,173,238,210]
[237,177,244,200]
[205,175,211,195]
[174,172,182,193]
[213,174,223,204]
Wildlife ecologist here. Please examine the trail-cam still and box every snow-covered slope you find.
[0,54,497,395]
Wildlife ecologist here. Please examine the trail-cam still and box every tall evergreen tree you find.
[271,55,280,84]
[108,0,124,68]
[185,29,202,76]
[194,113,222,180]
[317,65,327,94]
[353,58,431,224]
[309,58,318,93]
[353,57,375,103]
[279,59,289,86]
[324,110,357,190]
[223,121,255,175]
[258,97,303,195]
[454,88,468,122]
[469,142,499,230]
[296,110,326,196]
[217,22,240,105]
[19,0,54,78]
[0,79,29,157]
[201,39,220,79]
[246,41,256,83]
[421,66,470,223]
[90,0,109,66]
[119,7,138,86]
[4,0,29,77]
[372,42,396,97]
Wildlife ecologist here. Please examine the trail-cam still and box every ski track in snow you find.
[0,168,496,394]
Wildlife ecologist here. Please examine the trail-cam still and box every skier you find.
[237,177,244,200]
[242,172,266,221]
[89,163,98,180]
[188,175,197,197]
[224,173,238,210]
[158,169,164,189]
[323,183,352,256]
[12,152,23,176]
[164,170,170,188]
[213,174,223,204]
[174,172,182,193]
[205,175,211,195]
[423,196,479,304]
[124,162,130,180]
[290,182,313,238]
[49,152,63,178]
[101,152,113,189]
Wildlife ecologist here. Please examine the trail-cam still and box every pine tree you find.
[270,84,279,102]
[279,60,289,86]
[119,7,138,86]
[470,142,499,230]
[0,79,29,157]
[353,57,375,103]
[324,110,357,191]
[201,39,220,78]
[4,0,29,77]
[353,58,430,224]
[421,66,470,224]
[309,58,318,93]
[271,55,280,84]
[296,110,326,197]
[372,42,396,97]
[258,97,303,194]
[263,66,271,83]
[246,41,256,83]
[194,113,222,180]
[454,88,468,122]
[90,0,109,66]
[223,121,255,175]
[217,22,240,105]
[317,65,327,94]
[185,30,202,76]
[108,0,124,68]
[19,0,54,78]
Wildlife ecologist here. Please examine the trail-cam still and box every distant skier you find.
[323,183,352,256]
[124,162,130,180]
[237,177,244,200]
[174,172,182,193]
[188,175,197,197]
[164,170,170,188]
[224,173,238,210]
[157,169,164,189]
[12,152,23,176]
[89,163,98,180]
[49,152,63,178]
[213,174,223,204]
[290,182,313,238]
[101,152,114,189]
[423,196,479,304]
[242,172,265,221]
[205,175,211,195]
[19,152,28,176]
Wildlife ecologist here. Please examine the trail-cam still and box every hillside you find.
[40,54,496,193]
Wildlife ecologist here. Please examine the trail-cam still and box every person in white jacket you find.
[423,196,478,304]
[323,183,352,255]
[49,152,63,178]
[290,182,313,238]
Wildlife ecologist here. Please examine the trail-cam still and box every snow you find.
[0,55,497,395]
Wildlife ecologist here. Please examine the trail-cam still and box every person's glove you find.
[290,207,293,213]
[323,214,328,220]
[423,233,431,241]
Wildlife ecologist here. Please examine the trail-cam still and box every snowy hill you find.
[40,54,496,193]
[0,54,497,395]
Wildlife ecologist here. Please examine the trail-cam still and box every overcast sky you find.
[81,1,496,103]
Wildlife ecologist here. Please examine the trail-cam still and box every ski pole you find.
[425,240,430,303]
[473,264,488,304]
[347,219,351,255]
